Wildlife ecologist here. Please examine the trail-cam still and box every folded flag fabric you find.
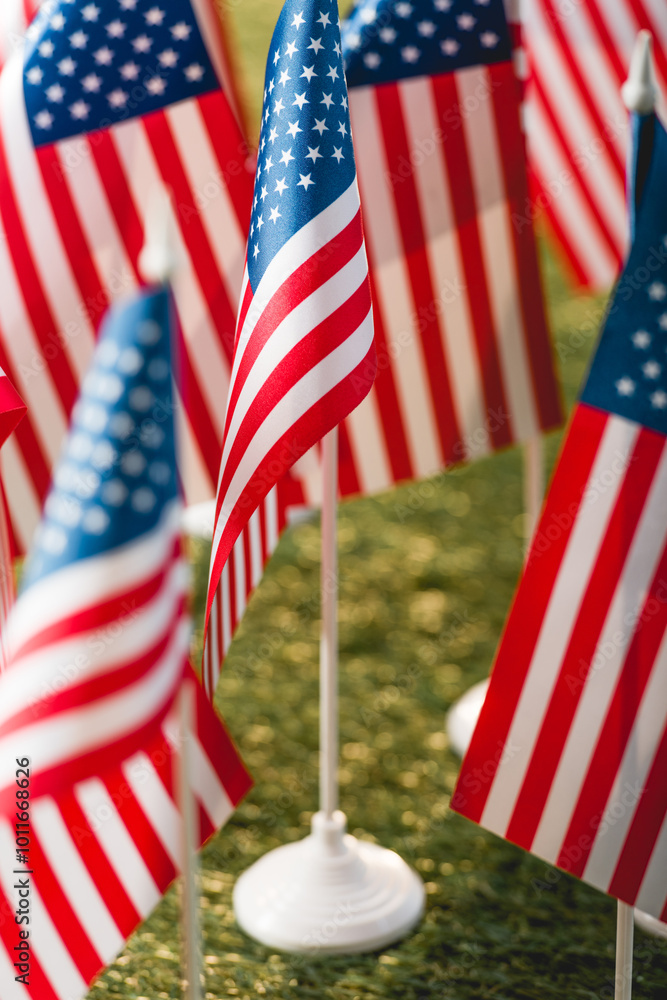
[0,0,254,554]
[202,0,376,694]
[452,115,667,922]
[0,285,251,998]
[337,0,562,496]
[0,368,26,670]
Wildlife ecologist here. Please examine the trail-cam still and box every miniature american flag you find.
[453,115,667,922]
[0,0,253,554]
[335,0,562,494]
[203,0,376,691]
[0,285,251,998]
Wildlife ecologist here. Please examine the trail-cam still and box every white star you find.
[279,68,291,86]
[132,35,153,53]
[293,92,309,110]
[298,172,314,190]
[69,101,90,121]
[81,4,100,22]
[279,148,295,166]
[648,282,667,301]
[264,155,274,172]
[292,11,306,29]
[326,65,339,81]
[379,27,397,43]
[260,184,268,201]
[119,0,138,9]
[401,46,421,63]
[286,119,302,138]
[332,146,344,163]
[615,377,635,396]
[306,145,322,162]
[269,206,281,224]
[34,110,54,130]
[334,41,341,57]
[480,31,499,48]
[659,313,667,331]
[69,30,89,49]
[285,40,298,58]
[312,118,328,135]
[171,22,192,41]
[158,49,179,68]
[275,177,288,195]
[274,97,285,115]
[253,243,260,259]
[643,360,662,379]
[26,67,44,85]
[145,7,166,26]
[58,56,77,76]
[417,21,437,37]
[269,126,279,144]
[268,78,275,94]
[301,65,317,82]
[185,64,205,82]
[50,13,66,31]
[46,83,65,103]
[474,0,492,5]
[321,93,334,109]
[441,39,460,56]
[309,36,324,54]
[434,0,452,8]
[257,214,264,231]
[651,390,667,409]
[93,46,113,65]
[395,2,413,16]
[341,95,348,110]
[39,39,55,58]
[337,121,348,137]
[363,52,381,69]
[79,72,102,92]
[146,77,167,96]
[106,19,126,38]
[317,12,331,28]
[273,49,281,66]
[458,13,477,29]
[632,330,651,348]
[119,62,140,81]
[108,88,129,108]
[345,31,362,51]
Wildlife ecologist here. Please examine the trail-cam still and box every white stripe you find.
[350,86,443,478]
[400,75,490,461]
[190,734,234,829]
[265,487,279,552]
[122,752,182,869]
[55,136,138,304]
[212,312,373,555]
[166,99,246,302]
[248,508,263,587]
[481,416,640,834]
[177,403,215,506]
[110,118,231,440]
[221,244,368,474]
[525,98,618,287]
[0,939,31,1000]
[585,0,638,66]
[634,806,667,918]
[344,390,393,494]
[0,620,189,794]
[5,502,181,652]
[32,796,125,962]
[233,531,246,619]
[458,66,540,443]
[1,58,95,379]
[0,436,41,554]
[220,560,232,653]
[533,445,667,861]
[206,591,220,694]
[75,778,161,915]
[189,0,240,120]
[0,558,187,724]
[0,822,88,1000]
[582,629,667,892]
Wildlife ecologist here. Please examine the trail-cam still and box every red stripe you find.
[197,91,254,237]
[505,428,665,849]
[90,130,145,278]
[191,674,252,806]
[338,421,361,497]
[488,63,562,433]
[235,276,253,350]
[0,339,51,499]
[431,72,510,451]
[451,404,609,822]
[623,0,667,88]
[0,881,60,1000]
[578,0,628,82]
[171,308,221,487]
[528,159,598,289]
[104,767,176,890]
[377,81,459,460]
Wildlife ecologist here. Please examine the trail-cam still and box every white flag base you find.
[233,809,425,954]
[634,909,667,939]
[446,678,489,758]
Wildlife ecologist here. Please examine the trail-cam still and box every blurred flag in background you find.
[0,369,25,670]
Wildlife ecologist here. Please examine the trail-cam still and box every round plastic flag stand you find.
[446,679,489,758]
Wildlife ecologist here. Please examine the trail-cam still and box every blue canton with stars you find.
[341,0,512,88]
[581,117,667,437]
[247,0,356,289]
[23,0,218,147]
[22,287,180,588]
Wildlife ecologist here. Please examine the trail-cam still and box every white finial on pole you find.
[138,187,180,285]
[621,30,657,115]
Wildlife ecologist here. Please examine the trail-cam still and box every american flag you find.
[0,0,253,554]
[0,369,25,671]
[452,114,667,922]
[334,0,562,494]
[523,0,667,289]
[202,0,376,692]
[0,0,40,70]
[0,284,251,999]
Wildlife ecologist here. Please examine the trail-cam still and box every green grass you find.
[86,6,667,1000]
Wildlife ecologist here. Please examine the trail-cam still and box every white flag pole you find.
[615,901,634,1000]
[320,427,339,818]
[523,435,544,549]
